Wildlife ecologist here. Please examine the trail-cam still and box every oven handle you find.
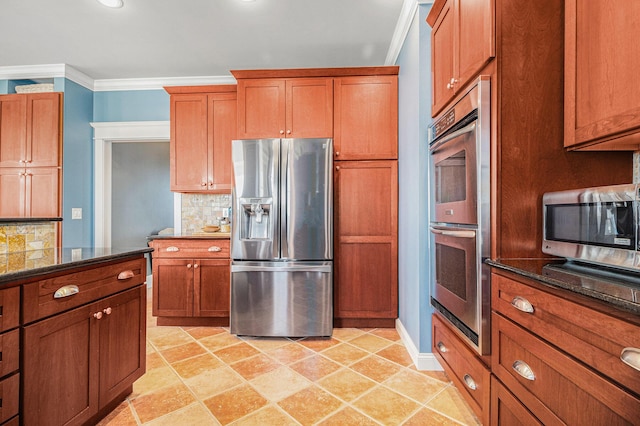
[429,121,476,152]
[429,227,476,239]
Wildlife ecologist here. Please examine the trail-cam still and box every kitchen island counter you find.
[487,258,640,315]
[0,247,153,286]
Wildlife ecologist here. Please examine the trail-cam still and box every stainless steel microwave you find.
[542,184,639,271]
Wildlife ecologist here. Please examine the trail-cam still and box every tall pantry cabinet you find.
[231,67,399,327]
[0,92,62,218]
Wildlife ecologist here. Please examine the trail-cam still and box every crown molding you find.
[0,64,95,90]
[386,0,433,66]
[93,75,236,92]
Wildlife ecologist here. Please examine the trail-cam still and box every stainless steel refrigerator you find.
[230,138,333,337]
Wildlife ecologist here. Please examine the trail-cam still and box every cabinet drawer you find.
[150,239,230,259]
[0,373,19,424]
[493,312,640,424]
[492,272,640,396]
[0,330,19,379]
[432,313,489,421]
[0,287,19,333]
[490,376,542,426]
[22,257,146,324]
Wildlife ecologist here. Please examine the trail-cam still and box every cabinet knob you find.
[93,311,103,320]
[335,166,340,171]
[512,360,536,381]
[103,307,112,315]
[279,130,285,135]
[463,374,477,390]
[187,263,192,269]
[446,83,453,90]
[510,296,534,313]
[335,151,340,156]
[193,263,199,269]
[286,130,291,135]
[436,341,448,353]
[208,181,213,187]
[201,182,207,186]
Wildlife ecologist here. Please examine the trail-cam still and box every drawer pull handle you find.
[54,285,79,299]
[117,270,134,280]
[512,360,536,381]
[463,374,477,390]
[166,246,179,252]
[436,341,448,353]
[208,246,222,252]
[620,347,640,371]
[511,296,534,313]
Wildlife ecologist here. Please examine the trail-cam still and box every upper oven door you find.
[430,119,478,225]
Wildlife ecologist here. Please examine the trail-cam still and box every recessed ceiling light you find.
[97,0,124,8]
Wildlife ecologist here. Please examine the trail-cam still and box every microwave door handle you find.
[429,227,476,239]
[430,122,476,152]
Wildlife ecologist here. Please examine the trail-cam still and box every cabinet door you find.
[23,302,100,426]
[195,259,230,317]
[491,376,543,426]
[170,94,209,191]
[0,168,24,217]
[26,93,62,167]
[0,94,27,168]
[152,258,194,317]
[334,76,398,160]
[287,78,333,138]
[99,286,146,407]
[431,0,455,116]
[456,0,494,89]
[334,161,398,321]
[565,0,640,149]
[26,167,60,217]
[237,79,286,138]
[209,93,236,192]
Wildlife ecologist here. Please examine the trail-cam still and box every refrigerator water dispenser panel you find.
[239,198,271,240]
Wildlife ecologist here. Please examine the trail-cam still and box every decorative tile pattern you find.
[98,289,481,425]
[0,223,57,273]
[181,193,231,235]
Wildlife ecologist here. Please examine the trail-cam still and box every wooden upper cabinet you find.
[167,85,237,193]
[427,0,494,116]
[0,92,61,168]
[334,76,398,160]
[236,77,333,139]
[565,0,640,150]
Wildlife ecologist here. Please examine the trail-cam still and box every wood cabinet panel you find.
[490,376,542,426]
[432,313,490,425]
[0,374,20,424]
[0,95,26,168]
[334,161,397,324]
[430,0,455,115]
[492,271,640,396]
[26,166,60,217]
[168,87,236,193]
[0,287,20,333]
[333,76,397,160]
[565,0,640,149]
[26,93,62,167]
[152,259,193,317]
[492,312,640,425]
[195,259,230,317]
[237,78,332,139]
[0,330,19,379]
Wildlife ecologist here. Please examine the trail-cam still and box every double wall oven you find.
[429,76,491,355]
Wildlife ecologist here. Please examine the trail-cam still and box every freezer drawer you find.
[230,261,333,337]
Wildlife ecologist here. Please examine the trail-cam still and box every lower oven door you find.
[430,224,480,343]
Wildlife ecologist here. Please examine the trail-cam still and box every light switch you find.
[72,208,82,220]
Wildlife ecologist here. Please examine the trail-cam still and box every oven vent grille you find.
[431,297,479,346]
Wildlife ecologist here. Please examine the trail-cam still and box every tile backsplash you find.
[0,222,57,254]
[634,152,640,184]
[181,193,232,235]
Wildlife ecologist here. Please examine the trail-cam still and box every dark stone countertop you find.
[487,258,640,315]
[147,233,230,241]
[0,217,62,224]
[0,247,153,285]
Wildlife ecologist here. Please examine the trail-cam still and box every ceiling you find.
[0,0,410,86]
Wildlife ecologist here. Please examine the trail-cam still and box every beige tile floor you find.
[98,289,480,425]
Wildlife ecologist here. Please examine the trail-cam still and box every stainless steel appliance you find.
[230,138,333,337]
[543,184,639,272]
[428,76,491,355]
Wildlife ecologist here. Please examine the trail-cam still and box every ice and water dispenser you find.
[238,198,271,240]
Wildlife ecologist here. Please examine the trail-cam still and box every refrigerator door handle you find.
[231,264,332,273]
[280,138,291,259]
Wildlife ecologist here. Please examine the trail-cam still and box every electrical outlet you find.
[72,208,82,220]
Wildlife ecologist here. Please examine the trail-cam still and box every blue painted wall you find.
[396,3,434,354]
[93,90,169,122]
[58,78,95,248]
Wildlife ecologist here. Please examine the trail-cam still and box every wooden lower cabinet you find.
[432,313,490,425]
[22,285,146,426]
[491,270,640,424]
[491,376,541,426]
[150,238,230,326]
[0,287,20,425]
[333,160,398,327]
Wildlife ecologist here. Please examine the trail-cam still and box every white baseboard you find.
[396,318,443,371]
